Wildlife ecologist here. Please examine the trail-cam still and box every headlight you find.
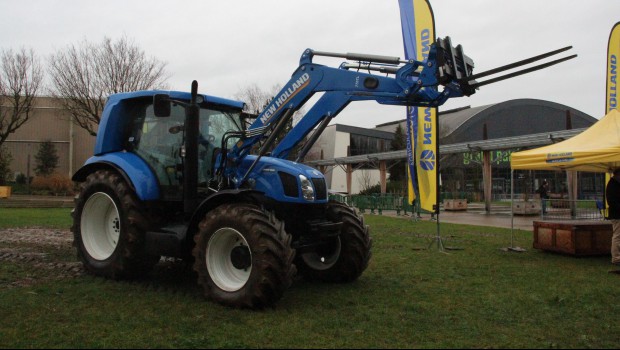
[299,174,315,201]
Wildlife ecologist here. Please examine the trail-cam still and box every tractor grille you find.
[311,177,327,200]
[278,172,298,198]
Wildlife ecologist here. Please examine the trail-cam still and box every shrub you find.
[0,146,13,186]
[15,173,28,184]
[34,140,59,177]
[30,173,74,195]
[358,184,381,195]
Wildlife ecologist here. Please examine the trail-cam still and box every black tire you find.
[296,200,372,282]
[71,169,159,279]
[192,203,296,309]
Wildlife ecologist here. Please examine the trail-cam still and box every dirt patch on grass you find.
[0,228,84,288]
[0,228,197,292]
[0,227,73,246]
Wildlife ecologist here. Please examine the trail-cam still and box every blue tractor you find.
[71,38,574,308]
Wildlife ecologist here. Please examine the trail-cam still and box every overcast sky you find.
[1,0,618,129]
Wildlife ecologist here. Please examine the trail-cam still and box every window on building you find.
[349,134,389,156]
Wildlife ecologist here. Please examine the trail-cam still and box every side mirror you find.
[153,94,171,117]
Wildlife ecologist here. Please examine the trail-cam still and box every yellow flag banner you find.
[604,22,620,214]
[607,22,620,113]
[398,0,438,212]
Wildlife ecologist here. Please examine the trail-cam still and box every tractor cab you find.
[128,98,245,200]
[89,90,247,202]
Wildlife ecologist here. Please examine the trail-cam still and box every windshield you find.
[129,99,243,199]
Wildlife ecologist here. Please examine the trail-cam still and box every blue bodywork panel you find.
[82,152,161,200]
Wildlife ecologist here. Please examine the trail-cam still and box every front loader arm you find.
[270,91,349,160]
[250,41,464,161]
[227,37,575,183]
[231,45,444,162]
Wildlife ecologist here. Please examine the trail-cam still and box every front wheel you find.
[193,203,296,309]
[296,201,372,282]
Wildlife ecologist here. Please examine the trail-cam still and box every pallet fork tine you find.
[468,54,577,90]
[466,46,573,81]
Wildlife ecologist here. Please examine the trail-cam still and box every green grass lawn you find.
[0,208,72,229]
[0,209,618,348]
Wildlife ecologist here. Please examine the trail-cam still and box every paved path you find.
[376,204,539,231]
[440,209,537,231]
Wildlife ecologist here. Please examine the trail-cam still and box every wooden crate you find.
[0,186,11,198]
[533,220,612,256]
[444,199,467,211]
[513,200,541,215]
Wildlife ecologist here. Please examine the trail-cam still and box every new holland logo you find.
[419,150,435,171]
[259,73,310,124]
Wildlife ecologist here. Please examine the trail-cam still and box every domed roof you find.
[439,98,597,144]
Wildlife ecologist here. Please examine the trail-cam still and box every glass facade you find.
[349,134,390,156]
[440,150,605,201]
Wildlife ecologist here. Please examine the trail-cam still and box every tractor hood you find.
[236,155,328,203]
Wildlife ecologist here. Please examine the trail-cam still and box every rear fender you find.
[72,152,160,200]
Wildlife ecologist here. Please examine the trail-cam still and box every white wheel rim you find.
[81,192,120,260]
[206,228,252,292]
[301,237,341,270]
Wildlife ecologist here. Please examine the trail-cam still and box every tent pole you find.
[429,108,445,252]
[511,169,514,241]
[505,168,526,252]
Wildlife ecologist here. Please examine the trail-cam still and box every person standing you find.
[538,180,549,214]
[605,168,620,273]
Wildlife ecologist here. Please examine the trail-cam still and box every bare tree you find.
[234,83,306,125]
[0,48,43,147]
[234,83,280,115]
[48,36,169,136]
[357,169,377,194]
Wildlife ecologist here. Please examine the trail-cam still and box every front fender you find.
[72,152,160,201]
[184,189,265,242]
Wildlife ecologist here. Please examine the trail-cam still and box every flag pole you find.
[431,121,445,252]
[504,169,526,252]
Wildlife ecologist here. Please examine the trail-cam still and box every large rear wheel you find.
[296,201,372,282]
[193,203,296,308]
[72,169,159,279]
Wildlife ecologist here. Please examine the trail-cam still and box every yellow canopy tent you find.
[511,109,620,173]
[506,110,620,244]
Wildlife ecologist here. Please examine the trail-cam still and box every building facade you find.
[307,124,394,194]
[4,97,96,180]
[310,98,600,197]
